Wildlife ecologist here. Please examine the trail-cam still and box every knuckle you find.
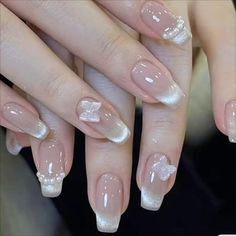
[99,31,127,62]
[42,72,65,98]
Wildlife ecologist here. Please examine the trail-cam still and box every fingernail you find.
[77,98,130,144]
[6,131,22,156]
[225,100,236,143]
[95,174,123,233]
[132,61,185,107]
[141,153,177,211]
[2,103,49,140]
[141,1,192,45]
[36,139,65,197]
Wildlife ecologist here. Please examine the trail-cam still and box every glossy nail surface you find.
[141,153,176,211]
[2,103,49,140]
[6,131,22,156]
[95,174,122,233]
[132,61,185,107]
[36,139,65,197]
[141,1,192,45]
[225,100,236,143]
[77,98,130,144]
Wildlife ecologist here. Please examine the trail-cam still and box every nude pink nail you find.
[132,61,185,107]
[2,102,49,140]
[225,100,236,143]
[36,139,65,197]
[141,153,177,211]
[141,1,192,45]
[77,98,130,144]
[6,131,22,156]
[95,174,123,233]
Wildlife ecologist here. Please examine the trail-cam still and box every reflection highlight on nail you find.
[95,174,122,233]
[141,153,176,211]
[77,98,130,144]
[6,131,22,156]
[36,139,65,197]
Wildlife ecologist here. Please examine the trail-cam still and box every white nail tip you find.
[109,124,131,144]
[158,84,185,108]
[6,137,22,156]
[79,101,102,122]
[229,136,236,143]
[34,122,50,140]
[96,213,120,233]
[163,16,192,45]
[141,187,164,211]
[37,172,65,197]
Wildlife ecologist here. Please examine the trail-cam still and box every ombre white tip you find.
[163,16,192,45]
[34,121,50,140]
[96,213,120,233]
[108,124,131,144]
[158,84,185,108]
[141,187,164,211]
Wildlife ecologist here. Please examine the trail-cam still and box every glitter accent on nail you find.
[79,101,102,122]
[36,172,65,197]
[153,155,177,181]
[162,16,192,45]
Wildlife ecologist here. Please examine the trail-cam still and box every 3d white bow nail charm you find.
[79,101,102,122]
[153,155,177,181]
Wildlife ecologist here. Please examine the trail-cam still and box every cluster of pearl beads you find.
[36,172,65,185]
[162,16,185,40]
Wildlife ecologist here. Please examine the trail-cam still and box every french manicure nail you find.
[132,61,185,107]
[36,139,65,197]
[2,103,49,140]
[95,174,123,233]
[77,98,130,144]
[141,1,192,45]
[6,131,22,156]
[225,100,236,143]
[141,153,176,211]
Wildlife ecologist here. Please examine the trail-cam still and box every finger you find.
[0,81,49,139]
[6,130,30,156]
[0,4,130,144]
[193,0,236,143]
[28,30,75,198]
[85,21,137,233]
[137,3,192,210]
[3,1,185,106]
[96,0,191,45]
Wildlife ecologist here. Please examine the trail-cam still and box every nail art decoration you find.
[153,155,177,181]
[77,98,130,144]
[36,140,66,197]
[141,1,192,45]
[79,101,102,122]
[141,153,176,211]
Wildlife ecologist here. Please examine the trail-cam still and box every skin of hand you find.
[1,0,235,234]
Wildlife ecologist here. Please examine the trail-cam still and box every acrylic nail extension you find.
[36,139,66,197]
[141,153,177,211]
[132,61,185,107]
[95,174,123,233]
[225,100,236,143]
[141,1,192,45]
[2,102,49,140]
[77,98,130,144]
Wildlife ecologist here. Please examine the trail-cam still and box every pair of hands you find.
[1,0,235,233]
